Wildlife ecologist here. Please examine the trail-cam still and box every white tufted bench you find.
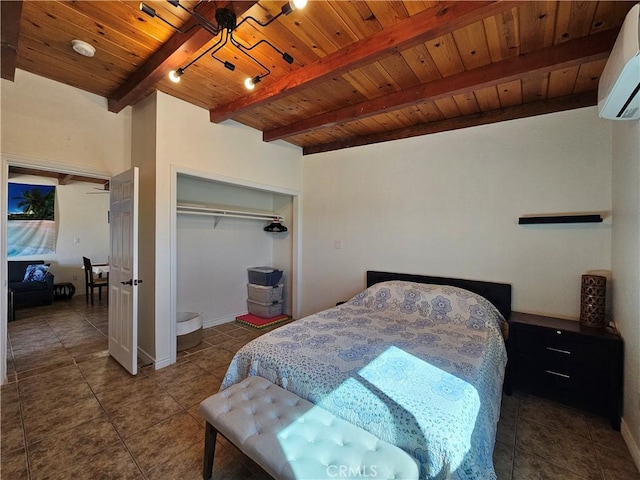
[199,376,419,480]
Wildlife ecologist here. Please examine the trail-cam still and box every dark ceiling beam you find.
[265,29,617,142]
[303,90,598,155]
[108,1,256,113]
[58,174,74,185]
[8,166,108,185]
[209,0,520,123]
[1,0,23,81]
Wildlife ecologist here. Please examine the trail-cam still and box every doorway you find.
[2,158,111,384]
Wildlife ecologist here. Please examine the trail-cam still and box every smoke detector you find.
[71,39,95,57]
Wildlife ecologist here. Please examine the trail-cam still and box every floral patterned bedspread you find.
[222,281,508,479]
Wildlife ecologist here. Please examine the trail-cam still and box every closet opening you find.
[170,170,301,364]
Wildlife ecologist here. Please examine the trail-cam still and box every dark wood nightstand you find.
[506,311,623,430]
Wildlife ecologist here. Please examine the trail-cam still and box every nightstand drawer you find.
[517,357,579,389]
[516,358,609,406]
[514,325,609,370]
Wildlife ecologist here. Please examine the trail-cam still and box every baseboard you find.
[136,346,154,369]
[143,311,293,371]
[621,417,640,472]
[153,356,173,370]
[137,346,172,371]
[138,314,248,372]
[203,313,244,329]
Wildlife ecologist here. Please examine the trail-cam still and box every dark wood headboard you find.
[366,271,512,320]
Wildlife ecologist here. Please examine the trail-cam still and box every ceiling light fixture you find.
[168,68,184,83]
[244,75,261,90]
[139,0,307,89]
[71,39,96,57]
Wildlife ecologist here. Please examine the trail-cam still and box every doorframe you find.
[1,153,111,385]
[169,165,303,366]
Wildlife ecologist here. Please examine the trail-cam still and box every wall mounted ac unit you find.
[598,4,640,120]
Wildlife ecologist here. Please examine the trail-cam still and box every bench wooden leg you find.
[203,422,218,480]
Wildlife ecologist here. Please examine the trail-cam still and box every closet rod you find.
[177,204,283,222]
[178,210,283,222]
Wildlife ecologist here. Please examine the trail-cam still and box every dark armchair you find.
[8,260,55,311]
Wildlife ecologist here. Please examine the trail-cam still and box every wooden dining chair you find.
[82,257,108,305]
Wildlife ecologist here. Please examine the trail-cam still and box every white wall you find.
[301,107,612,318]
[8,175,110,290]
[1,70,132,384]
[140,91,302,365]
[176,175,292,324]
[177,215,273,322]
[272,193,294,315]
[156,92,302,189]
[130,93,158,362]
[611,119,640,467]
[1,70,131,175]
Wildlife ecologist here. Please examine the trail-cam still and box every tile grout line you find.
[14,378,32,480]
[46,311,107,356]
[113,363,213,479]
[510,393,519,480]
[514,395,602,479]
[42,314,79,374]
[6,333,17,383]
[76,360,148,480]
[77,310,109,338]
[588,417,611,480]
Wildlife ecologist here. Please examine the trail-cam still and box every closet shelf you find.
[518,214,603,225]
[177,203,284,225]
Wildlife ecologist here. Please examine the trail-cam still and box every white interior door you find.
[108,167,139,375]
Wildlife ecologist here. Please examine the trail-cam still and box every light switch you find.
[73,237,80,244]
[334,240,344,249]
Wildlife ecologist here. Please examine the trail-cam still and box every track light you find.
[281,0,307,16]
[244,76,261,90]
[292,0,308,10]
[140,0,306,89]
[168,68,184,83]
[139,3,156,17]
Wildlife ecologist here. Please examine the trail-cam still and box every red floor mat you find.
[235,313,289,329]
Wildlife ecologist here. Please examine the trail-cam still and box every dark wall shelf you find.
[518,214,603,225]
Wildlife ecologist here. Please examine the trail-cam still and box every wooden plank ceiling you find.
[3,1,635,154]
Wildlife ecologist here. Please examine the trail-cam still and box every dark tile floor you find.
[2,296,639,479]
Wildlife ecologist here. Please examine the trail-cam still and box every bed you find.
[222,271,511,479]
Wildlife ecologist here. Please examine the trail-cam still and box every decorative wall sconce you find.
[139,0,307,89]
